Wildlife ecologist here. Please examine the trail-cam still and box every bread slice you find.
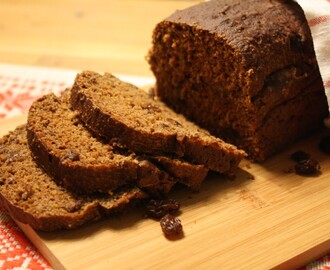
[27,91,175,195]
[70,71,246,173]
[148,155,208,190]
[0,125,148,231]
[27,90,208,193]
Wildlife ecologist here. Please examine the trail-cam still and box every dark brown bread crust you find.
[27,92,174,195]
[70,71,246,173]
[0,126,148,231]
[148,0,329,161]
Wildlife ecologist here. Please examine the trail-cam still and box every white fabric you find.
[297,0,330,126]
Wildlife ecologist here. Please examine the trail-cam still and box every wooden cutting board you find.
[1,115,330,270]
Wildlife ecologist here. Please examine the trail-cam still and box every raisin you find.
[145,199,180,219]
[319,136,330,155]
[290,150,310,162]
[294,159,320,175]
[160,214,183,238]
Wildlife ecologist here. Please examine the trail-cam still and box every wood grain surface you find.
[2,114,330,270]
[1,1,330,269]
[0,0,199,77]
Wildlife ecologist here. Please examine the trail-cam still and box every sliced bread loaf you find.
[27,91,175,195]
[148,0,329,161]
[70,71,246,174]
[0,125,148,231]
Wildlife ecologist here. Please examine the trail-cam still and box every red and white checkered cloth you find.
[0,0,329,268]
[0,65,75,270]
[297,0,330,128]
[0,65,155,269]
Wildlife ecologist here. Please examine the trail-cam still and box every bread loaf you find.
[148,0,329,161]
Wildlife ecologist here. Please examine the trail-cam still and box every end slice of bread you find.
[0,125,148,231]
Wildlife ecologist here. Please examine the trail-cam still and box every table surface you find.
[1,0,199,77]
[0,1,329,269]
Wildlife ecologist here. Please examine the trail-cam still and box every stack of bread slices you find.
[0,71,246,231]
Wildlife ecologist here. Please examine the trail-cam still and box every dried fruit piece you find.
[319,136,330,155]
[160,214,183,238]
[145,199,180,218]
[294,159,320,175]
[290,150,310,162]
